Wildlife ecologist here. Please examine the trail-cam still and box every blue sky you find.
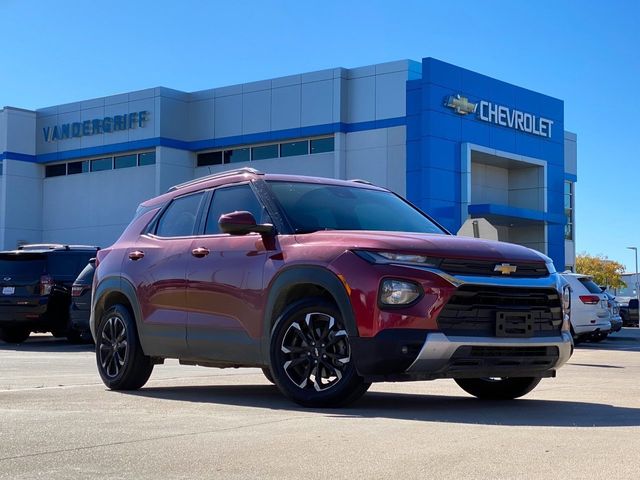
[2,0,638,269]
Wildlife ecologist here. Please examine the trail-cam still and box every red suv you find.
[91,168,573,407]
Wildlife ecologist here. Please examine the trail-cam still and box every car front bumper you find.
[351,330,573,382]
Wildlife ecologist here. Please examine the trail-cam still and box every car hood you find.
[294,231,549,264]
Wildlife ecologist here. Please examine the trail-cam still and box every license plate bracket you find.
[496,311,534,337]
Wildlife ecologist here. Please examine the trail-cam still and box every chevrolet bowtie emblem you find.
[494,263,517,275]
[444,94,477,115]
[3,277,10,281]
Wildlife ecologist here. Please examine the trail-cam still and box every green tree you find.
[575,253,626,288]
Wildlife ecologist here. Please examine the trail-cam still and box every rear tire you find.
[0,326,30,344]
[96,304,153,390]
[270,298,370,407]
[455,377,542,400]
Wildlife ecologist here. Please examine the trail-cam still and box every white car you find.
[561,273,611,343]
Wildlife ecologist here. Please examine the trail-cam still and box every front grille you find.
[436,285,562,337]
[439,258,548,278]
[449,345,559,370]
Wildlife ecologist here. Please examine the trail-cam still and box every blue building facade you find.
[0,57,576,269]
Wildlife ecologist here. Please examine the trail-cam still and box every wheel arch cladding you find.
[93,277,147,351]
[262,266,359,363]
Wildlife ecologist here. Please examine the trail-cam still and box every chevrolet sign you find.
[445,94,554,139]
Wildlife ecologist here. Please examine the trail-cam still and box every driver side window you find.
[204,184,269,235]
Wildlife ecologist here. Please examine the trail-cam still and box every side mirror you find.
[218,211,274,236]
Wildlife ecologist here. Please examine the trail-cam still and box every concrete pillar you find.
[0,108,41,249]
[155,146,196,195]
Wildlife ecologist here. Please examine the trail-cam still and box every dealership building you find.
[0,57,577,270]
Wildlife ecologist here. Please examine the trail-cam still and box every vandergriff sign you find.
[42,111,150,142]
[445,95,554,139]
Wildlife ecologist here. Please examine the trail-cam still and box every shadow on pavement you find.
[0,336,94,353]
[124,384,640,428]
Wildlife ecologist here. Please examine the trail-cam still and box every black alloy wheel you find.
[96,304,153,390]
[270,298,370,407]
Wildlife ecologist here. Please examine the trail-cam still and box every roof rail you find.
[168,167,264,192]
[349,178,373,185]
[18,244,68,250]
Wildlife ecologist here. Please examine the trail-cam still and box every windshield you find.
[268,181,446,234]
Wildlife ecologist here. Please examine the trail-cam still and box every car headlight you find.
[379,279,422,306]
[354,250,441,268]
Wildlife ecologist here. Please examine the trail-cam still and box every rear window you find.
[0,254,46,277]
[579,278,604,294]
[47,252,97,279]
[74,261,95,285]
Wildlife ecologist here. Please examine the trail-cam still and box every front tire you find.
[0,326,30,344]
[455,377,542,400]
[270,298,370,408]
[96,304,153,390]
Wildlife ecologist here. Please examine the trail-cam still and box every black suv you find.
[0,244,99,343]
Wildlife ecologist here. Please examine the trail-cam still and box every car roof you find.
[144,168,389,208]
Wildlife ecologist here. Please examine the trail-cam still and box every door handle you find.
[128,250,145,261]
[191,247,210,258]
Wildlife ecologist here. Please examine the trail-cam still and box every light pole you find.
[627,246,639,327]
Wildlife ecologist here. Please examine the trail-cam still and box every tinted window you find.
[0,255,46,277]
[579,278,604,294]
[74,261,95,285]
[204,184,267,235]
[115,154,137,169]
[224,148,250,163]
[310,137,334,154]
[139,152,156,166]
[156,192,205,237]
[268,181,445,234]
[68,161,89,175]
[91,157,112,172]
[281,141,309,157]
[45,164,67,177]
[197,151,223,167]
[251,144,278,161]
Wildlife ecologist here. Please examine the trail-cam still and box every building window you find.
[115,154,137,169]
[196,135,334,167]
[138,151,156,166]
[251,144,278,161]
[564,181,574,240]
[224,148,250,163]
[67,160,89,175]
[281,140,309,157]
[45,163,67,178]
[197,151,223,167]
[311,137,334,154]
[91,157,113,172]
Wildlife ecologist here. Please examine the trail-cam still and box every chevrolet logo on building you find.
[444,94,477,115]
[494,263,518,275]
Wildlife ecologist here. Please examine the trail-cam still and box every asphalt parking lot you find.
[1,331,639,480]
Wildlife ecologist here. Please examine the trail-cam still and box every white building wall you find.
[2,160,43,248]
[345,126,406,196]
[42,165,156,247]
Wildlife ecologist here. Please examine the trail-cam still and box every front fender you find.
[261,266,358,364]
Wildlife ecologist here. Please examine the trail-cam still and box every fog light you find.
[380,279,421,305]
